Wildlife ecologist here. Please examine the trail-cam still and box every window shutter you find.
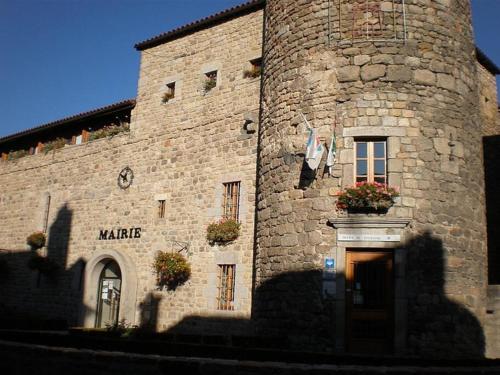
[82,130,89,143]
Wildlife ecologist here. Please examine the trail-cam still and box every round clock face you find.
[117,167,134,189]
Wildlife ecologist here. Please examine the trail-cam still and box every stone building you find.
[0,0,499,359]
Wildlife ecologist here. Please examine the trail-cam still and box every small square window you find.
[244,58,262,78]
[162,82,176,103]
[158,200,166,219]
[204,71,217,92]
[217,264,235,311]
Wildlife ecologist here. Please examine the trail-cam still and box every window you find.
[204,70,217,92]
[354,139,386,184]
[244,57,262,78]
[222,181,240,221]
[43,194,51,233]
[158,200,166,219]
[163,82,176,103]
[217,264,235,311]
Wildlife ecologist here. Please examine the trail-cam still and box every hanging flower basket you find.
[206,218,240,244]
[153,251,191,290]
[27,255,59,276]
[27,231,46,249]
[336,182,399,213]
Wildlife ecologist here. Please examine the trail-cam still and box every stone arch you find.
[81,249,138,327]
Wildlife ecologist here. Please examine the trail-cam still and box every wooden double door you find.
[346,250,394,354]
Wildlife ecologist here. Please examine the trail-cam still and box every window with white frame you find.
[354,139,387,184]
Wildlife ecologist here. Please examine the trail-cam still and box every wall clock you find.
[118,166,134,189]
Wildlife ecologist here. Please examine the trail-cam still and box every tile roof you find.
[0,99,136,145]
[134,0,265,51]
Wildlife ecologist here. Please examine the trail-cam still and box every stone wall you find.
[0,8,263,334]
[257,0,488,357]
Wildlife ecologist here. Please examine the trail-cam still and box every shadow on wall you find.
[139,292,162,330]
[162,231,485,358]
[0,203,92,328]
[0,216,487,358]
[483,135,500,284]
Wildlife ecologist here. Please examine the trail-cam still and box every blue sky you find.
[0,0,498,138]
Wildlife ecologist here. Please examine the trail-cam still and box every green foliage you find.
[206,218,241,244]
[43,138,67,154]
[203,77,217,92]
[153,251,191,290]
[7,149,29,160]
[105,318,138,337]
[336,182,399,212]
[162,92,175,103]
[243,65,261,78]
[27,255,59,275]
[88,123,130,141]
[26,231,46,249]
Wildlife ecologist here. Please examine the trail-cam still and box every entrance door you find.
[346,250,393,354]
[95,260,122,328]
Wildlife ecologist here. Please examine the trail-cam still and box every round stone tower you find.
[255,0,486,357]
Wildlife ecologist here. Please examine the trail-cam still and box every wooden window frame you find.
[217,264,236,311]
[158,200,166,219]
[354,138,387,184]
[222,181,241,221]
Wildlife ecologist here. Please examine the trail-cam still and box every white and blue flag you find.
[305,126,324,170]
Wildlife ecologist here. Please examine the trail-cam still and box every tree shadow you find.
[138,292,162,330]
[404,231,485,358]
[162,231,485,358]
[0,203,91,329]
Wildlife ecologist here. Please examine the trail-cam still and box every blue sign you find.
[325,258,335,269]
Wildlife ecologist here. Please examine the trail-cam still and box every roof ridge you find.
[134,0,265,51]
[0,99,136,144]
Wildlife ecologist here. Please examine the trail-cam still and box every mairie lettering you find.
[99,227,141,240]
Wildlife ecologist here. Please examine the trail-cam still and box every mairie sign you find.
[99,227,142,240]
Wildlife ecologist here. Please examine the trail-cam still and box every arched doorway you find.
[82,250,137,328]
[95,260,122,328]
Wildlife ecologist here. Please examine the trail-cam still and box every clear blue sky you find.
[0,0,498,138]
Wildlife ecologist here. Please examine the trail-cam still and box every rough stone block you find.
[360,64,386,82]
[337,66,360,82]
[437,74,456,91]
[354,55,370,66]
[386,66,412,82]
[414,70,436,86]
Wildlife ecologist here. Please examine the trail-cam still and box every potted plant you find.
[162,92,175,103]
[206,218,241,244]
[153,251,191,290]
[27,231,46,249]
[243,65,261,79]
[336,182,399,213]
[43,138,67,154]
[203,76,217,92]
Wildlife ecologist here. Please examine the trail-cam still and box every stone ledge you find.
[343,126,407,137]
[328,217,411,229]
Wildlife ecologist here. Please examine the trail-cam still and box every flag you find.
[326,133,337,175]
[305,127,324,170]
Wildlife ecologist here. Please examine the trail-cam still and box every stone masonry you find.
[256,0,494,357]
[0,0,499,359]
[0,7,263,334]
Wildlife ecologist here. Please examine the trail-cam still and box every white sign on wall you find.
[338,233,400,242]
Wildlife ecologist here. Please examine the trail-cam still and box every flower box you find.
[206,218,240,244]
[153,251,191,290]
[27,231,46,249]
[336,182,399,213]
